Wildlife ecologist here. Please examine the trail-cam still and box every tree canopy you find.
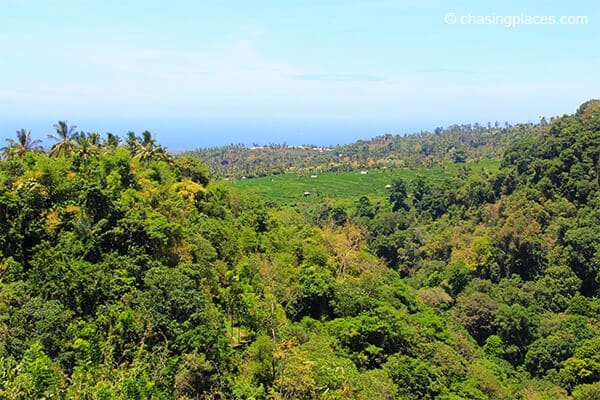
[1,103,599,398]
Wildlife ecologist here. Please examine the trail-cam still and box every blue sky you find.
[1,0,598,148]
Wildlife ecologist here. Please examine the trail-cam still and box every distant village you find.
[249,145,334,153]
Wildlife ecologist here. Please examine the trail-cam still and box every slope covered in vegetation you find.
[0,102,599,399]
[194,120,545,179]
[232,159,500,206]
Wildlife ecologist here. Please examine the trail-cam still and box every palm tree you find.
[126,130,171,164]
[140,130,156,148]
[104,133,121,150]
[125,131,140,153]
[87,132,101,146]
[2,129,43,159]
[135,131,158,163]
[73,132,99,162]
[153,145,172,164]
[48,120,77,157]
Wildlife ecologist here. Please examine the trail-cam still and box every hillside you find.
[232,159,500,206]
[193,121,544,179]
[0,102,599,399]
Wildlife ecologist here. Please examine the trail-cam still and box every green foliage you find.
[233,160,498,206]
[444,261,472,297]
[563,226,600,295]
[3,342,66,399]
[197,122,534,180]
[483,335,505,358]
[389,177,409,212]
[572,382,600,400]
[1,103,599,397]
[532,265,581,312]
[556,336,600,389]
[384,354,442,399]
[452,149,468,163]
[496,304,540,365]
[454,292,499,345]
[173,155,210,186]
[296,266,335,319]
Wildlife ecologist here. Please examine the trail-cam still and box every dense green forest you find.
[1,101,600,399]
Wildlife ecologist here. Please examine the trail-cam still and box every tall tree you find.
[125,131,138,152]
[87,132,101,146]
[389,178,409,212]
[73,132,100,162]
[48,120,77,157]
[2,128,43,159]
[134,130,170,163]
[104,132,121,150]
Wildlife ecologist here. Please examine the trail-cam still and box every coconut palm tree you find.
[125,130,171,164]
[104,133,121,150]
[73,132,99,162]
[125,131,140,153]
[140,130,156,148]
[135,130,158,163]
[2,129,43,159]
[48,120,77,158]
[87,132,101,146]
[152,145,172,164]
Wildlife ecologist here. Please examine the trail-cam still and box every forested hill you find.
[193,119,546,179]
[0,101,599,399]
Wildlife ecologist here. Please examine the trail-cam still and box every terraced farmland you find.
[230,159,500,205]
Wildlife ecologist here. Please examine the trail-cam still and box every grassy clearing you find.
[230,159,501,205]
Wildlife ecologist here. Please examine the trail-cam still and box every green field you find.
[230,160,501,205]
